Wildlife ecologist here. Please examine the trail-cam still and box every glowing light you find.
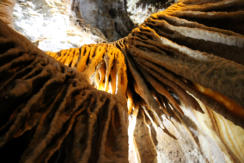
[128,107,141,163]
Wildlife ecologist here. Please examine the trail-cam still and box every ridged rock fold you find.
[0,0,244,162]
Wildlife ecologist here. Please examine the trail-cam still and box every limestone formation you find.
[0,20,128,162]
[12,0,106,52]
[0,0,244,162]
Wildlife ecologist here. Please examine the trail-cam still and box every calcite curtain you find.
[0,0,244,162]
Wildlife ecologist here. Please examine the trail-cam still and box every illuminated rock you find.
[12,0,106,52]
[0,0,244,162]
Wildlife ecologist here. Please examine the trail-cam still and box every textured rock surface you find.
[12,0,177,44]
[72,0,135,41]
[126,0,176,25]
[0,0,14,27]
[0,0,244,163]
[13,0,106,52]
[46,0,244,162]
[0,20,128,163]
[73,0,176,41]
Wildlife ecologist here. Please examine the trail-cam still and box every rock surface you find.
[12,0,177,48]
[126,0,176,25]
[72,0,135,41]
[73,0,176,41]
[45,1,244,162]
[13,0,106,52]
[0,0,244,163]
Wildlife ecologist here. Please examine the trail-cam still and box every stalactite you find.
[0,0,244,162]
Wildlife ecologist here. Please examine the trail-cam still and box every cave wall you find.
[13,0,106,52]
[73,0,135,41]
[73,0,176,41]
[0,0,244,163]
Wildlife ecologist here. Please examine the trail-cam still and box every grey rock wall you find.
[73,0,176,41]
[73,0,135,41]
[13,0,106,52]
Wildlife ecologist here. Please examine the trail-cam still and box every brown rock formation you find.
[0,0,244,162]
[0,20,128,162]
[0,0,14,27]
[47,0,244,126]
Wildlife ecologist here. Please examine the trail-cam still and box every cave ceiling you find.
[0,0,244,162]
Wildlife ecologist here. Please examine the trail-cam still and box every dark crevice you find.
[146,23,244,65]
[0,128,36,163]
[0,41,16,54]
[89,98,110,163]
[179,15,244,35]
